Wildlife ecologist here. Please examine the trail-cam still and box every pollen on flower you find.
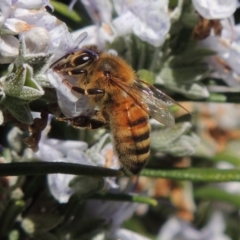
[15,22,33,32]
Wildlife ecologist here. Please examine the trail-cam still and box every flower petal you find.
[133,11,170,47]
[192,0,238,19]
[0,35,19,64]
[22,27,50,53]
[81,0,112,24]
[14,0,53,10]
[45,139,88,155]
[47,172,74,203]
[3,18,33,34]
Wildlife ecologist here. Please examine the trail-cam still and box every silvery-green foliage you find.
[151,122,200,156]
[0,37,54,124]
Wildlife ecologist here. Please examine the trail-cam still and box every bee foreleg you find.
[62,79,85,95]
[62,79,105,97]
[86,88,105,95]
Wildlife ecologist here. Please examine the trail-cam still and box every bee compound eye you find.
[74,53,93,66]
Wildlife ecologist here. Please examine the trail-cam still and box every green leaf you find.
[208,92,227,102]
[4,97,33,124]
[91,193,158,206]
[170,48,216,66]
[159,133,200,156]
[195,187,240,209]
[51,1,82,23]
[18,86,44,101]
[151,122,192,148]
[35,75,53,88]
[12,36,53,90]
[26,214,64,232]
[2,64,44,101]
[159,64,208,83]
[162,91,240,103]
[180,1,198,28]
[2,65,25,96]
[24,53,53,77]
[137,69,155,84]
[141,168,240,182]
[18,66,44,100]
[156,64,210,99]
[173,82,209,99]
[212,152,240,167]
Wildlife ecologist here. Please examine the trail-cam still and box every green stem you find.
[170,92,240,103]
[91,193,158,206]
[141,168,240,182]
[0,162,123,177]
[195,187,240,209]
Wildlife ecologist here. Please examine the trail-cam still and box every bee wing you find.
[134,80,176,127]
[114,79,176,127]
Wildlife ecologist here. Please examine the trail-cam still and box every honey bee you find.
[51,46,180,174]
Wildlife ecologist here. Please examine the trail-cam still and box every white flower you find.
[0,0,82,64]
[87,134,119,169]
[71,0,170,47]
[0,0,31,63]
[81,0,112,25]
[157,212,231,240]
[192,0,238,19]
[200,18,240,87]
[70,0,115,48]
[33,116,89,203]
[0,1,93,125]
[13,0,53,10]
[0,0,54,63]
[47,149,92,203]
[87,134,120,189]
[35,126,119,202]
[72,24,115,49]
[112,0,170,47]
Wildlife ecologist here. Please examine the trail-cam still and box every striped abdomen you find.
[109,100,150,174]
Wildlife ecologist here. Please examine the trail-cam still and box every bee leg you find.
[60,109,109,130]
[71,116,107,129]
[62,79,105,97]
[85,88,105,95]
[62,79,85,95]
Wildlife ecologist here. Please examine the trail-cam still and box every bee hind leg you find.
[71,115,108,129]
[60,110,109,130]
